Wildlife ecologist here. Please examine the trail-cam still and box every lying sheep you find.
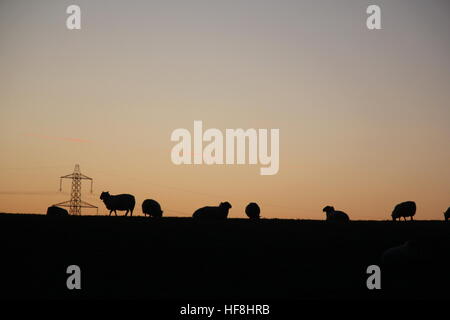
[100,191,135,216]
[322,206,350,222]
[46,206,68,217]
[142,199,163,218]
[245,202,261,220]
[391,201,416,221]
[445,207,450,221]
[192,202,232,220]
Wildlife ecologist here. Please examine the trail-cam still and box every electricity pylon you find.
[53,164,98,215]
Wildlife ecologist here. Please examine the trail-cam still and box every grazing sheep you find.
[322,206,350,222]
[391,201,416,221]
[46,206,69,216]
[245,202,261,220]
[142,199,163,218]
[100,191,135,216]
[445,207,450,221]
[192,202,232,220]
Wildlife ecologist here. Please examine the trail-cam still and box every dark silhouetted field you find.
[1,214,449,300]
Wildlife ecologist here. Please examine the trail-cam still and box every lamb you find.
[444,207,450,221]
[100,191,135,216]
[142,199,163,218]
[46,206,68,216]
[192,202,232,220]
[245,202,261,220]
[322,206,350,222]
[391,201,416,221]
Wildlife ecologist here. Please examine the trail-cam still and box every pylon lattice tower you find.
[53,164,98,215]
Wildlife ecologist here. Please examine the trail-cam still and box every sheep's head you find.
[100,191,110,200]
[322,206,334,213]
[391,210,400,220]
[220,202,232,210]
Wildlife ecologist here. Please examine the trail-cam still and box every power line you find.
[52,164,98,215]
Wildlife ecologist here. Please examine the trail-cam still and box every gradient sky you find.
[1,0,449,219]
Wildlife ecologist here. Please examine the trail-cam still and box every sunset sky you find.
[1,0,449,220]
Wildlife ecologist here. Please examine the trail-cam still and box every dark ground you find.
[1,214,449,300]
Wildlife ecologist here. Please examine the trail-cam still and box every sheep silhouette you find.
[192,202,232,220]
[381,237,450,292]
[142,199,163,218]
[381,240,421,266]
[381,240,420,290]
[322,206,350,222]
[444,207,450,221]
[245,202,261,220]
[391,201,416,221]
[46,206,68,217]
[100,191,135,216]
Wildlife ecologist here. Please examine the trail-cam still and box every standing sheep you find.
[245,202,261,220]
[391,201,416,221]
[142,199,163,218]
[444,207,450,221]
[100,191,135,216]
[192,202,232,220]
[322,206,350,222]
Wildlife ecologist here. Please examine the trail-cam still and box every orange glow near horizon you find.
[1,1,449,220]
